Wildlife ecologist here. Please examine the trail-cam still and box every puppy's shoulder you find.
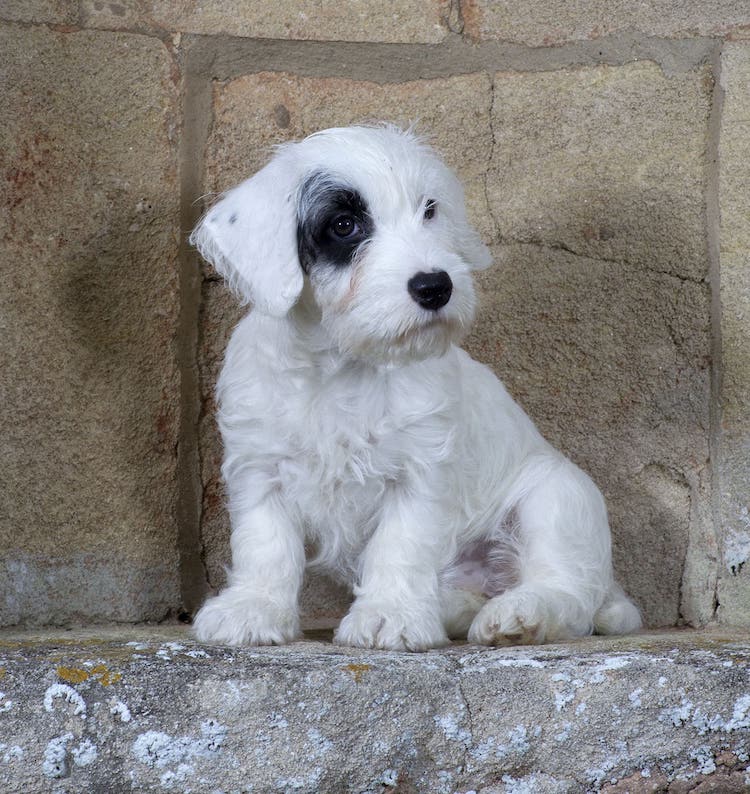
[454,346,512,399]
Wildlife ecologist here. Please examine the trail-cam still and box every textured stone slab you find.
[80,0,452,43]
[197,72,492,617]
[1,627,750,792]
[0,1,77,24]
[716,43,750,625]
[462,61,714,627]
[487,62,711,282]
[463,1,750,45]
[0,25,181,624]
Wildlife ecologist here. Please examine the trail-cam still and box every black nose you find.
[407,270,453,311]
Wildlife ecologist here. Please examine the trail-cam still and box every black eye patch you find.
[297,172,373,273]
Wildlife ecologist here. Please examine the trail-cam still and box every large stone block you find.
[80,0,452,43]
[1,626,750,793]
[716,43,750,625]
[196,73,492,619]
[196,63,715,630]
[0,1,77,24]
[487,62,711,282]
[0,25,181,625]
[462,62,715,626]
[463,1,750,45]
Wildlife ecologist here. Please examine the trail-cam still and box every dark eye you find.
[329,214,358,238]
[424,200,437,220]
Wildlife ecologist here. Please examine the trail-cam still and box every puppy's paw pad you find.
[468,589,548,646]
[193,592,299,647]
[334,604,447,652]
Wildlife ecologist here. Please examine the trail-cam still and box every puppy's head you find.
[191,125,492,362]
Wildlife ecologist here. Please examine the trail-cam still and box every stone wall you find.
[2,2,749,631]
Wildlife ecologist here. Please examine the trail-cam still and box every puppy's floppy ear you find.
[190,152,304,316]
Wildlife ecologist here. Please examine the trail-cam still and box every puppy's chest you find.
[257,361,458,531]
[279,386,403,500]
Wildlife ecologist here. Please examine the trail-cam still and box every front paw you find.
[334,602,448,652]
[192,589,299,647]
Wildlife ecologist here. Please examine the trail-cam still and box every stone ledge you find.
[1,626,749,792]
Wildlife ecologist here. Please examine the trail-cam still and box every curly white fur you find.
[190,124,641,650]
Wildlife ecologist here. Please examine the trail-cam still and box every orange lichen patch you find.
[56,664,121,687]
[56,667,90,685]
[0,668,5,679]
[343,663,372,683]
[90,664,121,687]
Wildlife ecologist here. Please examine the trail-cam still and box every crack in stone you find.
[506,237,708,285]
[484,73,501,245]
[454,659,475,776]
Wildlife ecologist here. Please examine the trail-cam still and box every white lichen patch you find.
[501,773,541,793]
[184,649,209,659]
[588,655,636,684]
[690,745,716,775]
[42,733,73,779]
[434,712,471,745]
[110,699,132,723]
[585,740,629,788]
[725,506,750,574]
[491,658,545,669]
[267,712,289,730]
[629,687,644,708]
[659,692,750,735]
[726,694,750,731]
[690,706,726,735]
[274,775,307,790]
[550,672,587,711]
[160,762,195,789]
[436,768,460,793]
[554,721,573,743]
[0,692,13,713]
[155,642,189,661]
[132,719,227,771]
[306,728,333,758]
[506,724,531,755]
[71,738,98,767]
[44,683,86,717]
[469,724,533,765]
[0,744,24,764]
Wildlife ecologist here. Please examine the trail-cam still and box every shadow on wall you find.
[45,192,181,620]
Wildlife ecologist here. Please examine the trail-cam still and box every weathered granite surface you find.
[1,627,749,792]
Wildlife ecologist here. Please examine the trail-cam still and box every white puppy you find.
[190,124,641,650]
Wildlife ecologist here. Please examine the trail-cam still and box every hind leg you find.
[469,458,634,645]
